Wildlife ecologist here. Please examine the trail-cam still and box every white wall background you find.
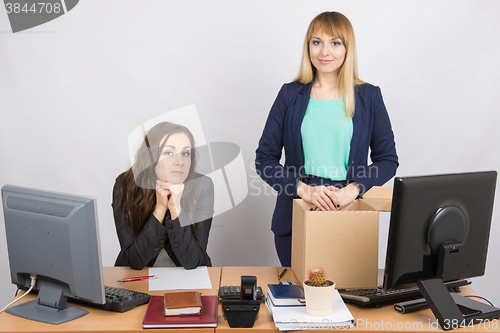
[1,0,500,308]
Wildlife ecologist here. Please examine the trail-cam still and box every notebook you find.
[142,295,218,328]
[164,291,202,315]
[267,284,305,306]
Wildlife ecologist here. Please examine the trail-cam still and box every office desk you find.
[1,267,499,333]
[216,268,500,333]
[0,267,221,333]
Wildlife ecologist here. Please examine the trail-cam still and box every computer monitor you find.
[2,185,105,325]
[383,171,500,329]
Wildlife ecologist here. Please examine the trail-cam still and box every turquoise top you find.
[301,97,353,181]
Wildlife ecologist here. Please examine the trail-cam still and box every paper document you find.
[266,290,354,331]
[148,266,212,291]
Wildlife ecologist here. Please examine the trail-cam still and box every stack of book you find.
[142,291,218,329]
[265,284,355,331]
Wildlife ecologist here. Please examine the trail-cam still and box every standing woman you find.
[113,122,214,270]
[255,11,398,266]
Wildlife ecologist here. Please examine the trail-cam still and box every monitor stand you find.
[6,280,88,325]
[418,278,500,331]
[419,226,500,330]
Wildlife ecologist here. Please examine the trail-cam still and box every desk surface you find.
[1,267,499,333]
[0,267,221,333]
[217,266,283,332]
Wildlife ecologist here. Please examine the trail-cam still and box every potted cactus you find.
[303,267,336,316]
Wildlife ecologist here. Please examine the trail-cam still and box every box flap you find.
[360,199,392,212]
[362,186,393,201]
[360,186,392,212]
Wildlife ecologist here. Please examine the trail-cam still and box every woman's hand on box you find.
[331,182,361,209]
[297,181,339,211]
[306,182,361,211]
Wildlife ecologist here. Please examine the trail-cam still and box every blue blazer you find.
[255,81,398,236]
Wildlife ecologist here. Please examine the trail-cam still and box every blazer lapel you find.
[348,89,362,168]
[292,82,313,171]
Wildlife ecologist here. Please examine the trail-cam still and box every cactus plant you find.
[303,266,336,315]
[307,267,326,286]
[305,266,334,287]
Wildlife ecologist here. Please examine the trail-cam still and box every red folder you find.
[142,295,218,328]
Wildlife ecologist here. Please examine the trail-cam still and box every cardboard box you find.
[291,186,392,289]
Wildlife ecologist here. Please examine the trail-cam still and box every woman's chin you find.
[169,174,188,184]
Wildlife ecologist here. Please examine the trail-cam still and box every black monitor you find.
[383,171,500,329]
[1,185,105,324]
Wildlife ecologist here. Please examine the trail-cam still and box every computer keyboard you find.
[339,279,470,307]
[219,285,264,300]
[99,286,151,312]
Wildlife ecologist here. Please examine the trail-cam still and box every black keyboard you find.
[99,286,151,312]
[219,285,264,300]
[339,279,470,306]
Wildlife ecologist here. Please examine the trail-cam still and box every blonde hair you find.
[294,11,364,118]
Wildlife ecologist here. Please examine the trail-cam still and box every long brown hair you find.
[115,122,199,234]
[294,11,364,118]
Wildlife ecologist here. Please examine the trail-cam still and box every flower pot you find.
[303,280,336,316]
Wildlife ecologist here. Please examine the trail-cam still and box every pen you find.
[117,275,156,282]
[278,268,287,280]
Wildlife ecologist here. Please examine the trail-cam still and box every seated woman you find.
[112,122,214,270]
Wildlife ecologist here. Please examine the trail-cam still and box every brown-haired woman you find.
[113,122,214,270]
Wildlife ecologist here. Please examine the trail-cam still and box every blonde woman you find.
[255,11,398,266]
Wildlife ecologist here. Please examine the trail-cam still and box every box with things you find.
[291,186,392,290]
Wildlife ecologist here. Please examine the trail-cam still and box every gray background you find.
[1,0,500,308]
